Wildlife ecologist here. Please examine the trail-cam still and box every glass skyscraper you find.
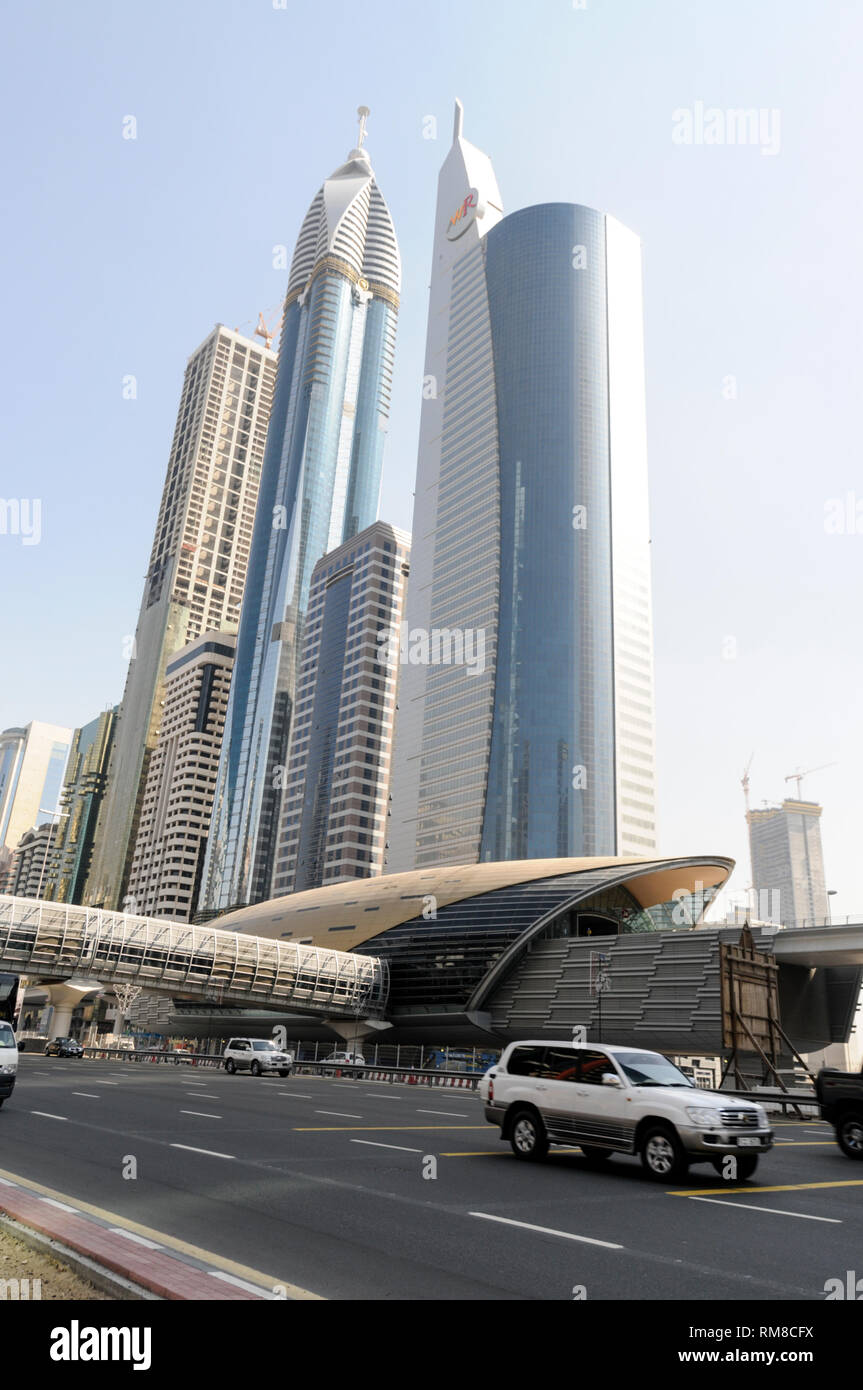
[200,112,401,912]
[388,103,656,870]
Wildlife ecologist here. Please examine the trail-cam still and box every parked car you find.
[44,1036,84,1058]
[324,1050,365,1076]
[325,1050,365,1067]
[223,1038,294,1077]
[478,1040,774,1181]
[816,1066,863,1158]
[0,1022,18,1108]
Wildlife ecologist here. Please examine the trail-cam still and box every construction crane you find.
[741,752,755,815]
[784,762,837,800]
[233,300,285,351]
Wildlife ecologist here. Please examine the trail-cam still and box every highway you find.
[2,1054,860,1301]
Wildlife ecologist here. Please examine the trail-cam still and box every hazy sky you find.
[1,0,861,918]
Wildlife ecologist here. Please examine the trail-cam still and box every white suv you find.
[479,1040,774,1181]
[0,1022,18,1108]
[223,1038,294,1077]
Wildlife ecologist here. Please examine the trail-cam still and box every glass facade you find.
[358,867,689,1015]
[481,205,616,859]
[201,144,400,912]
[403,198,655,868]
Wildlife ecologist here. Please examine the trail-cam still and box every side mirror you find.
[602,1073,622,1087]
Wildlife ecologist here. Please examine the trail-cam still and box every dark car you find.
[44,1037,84,1058]
[816,1066,863,1158]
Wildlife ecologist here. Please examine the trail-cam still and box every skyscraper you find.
[748,799,830,928]
[272,521,409,895]
[0,721,72,886]
[389,103,656,871]
[200,109,401,913]
[42,707,117,905]
[127,631,236,920]
[84,326,276,910]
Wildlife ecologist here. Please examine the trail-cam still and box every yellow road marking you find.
[669,1179,863,1197]
[440,1151,511,1157]
[0,1164,323,1299]
[295,1125,487,1132]
[439,1147,583,1157]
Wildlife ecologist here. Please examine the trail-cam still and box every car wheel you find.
[0,1099,4,1109]
[279,1069,289,1078]
[509,1108,549,1161]
[225,1059,236,1074]
[640,1124,689,1182]
[250,1061,261,1077]
[837,1112,863,1159]
[580,1144,613,1166]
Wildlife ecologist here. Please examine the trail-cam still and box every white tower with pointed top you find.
[387,103,504,870]
[388,104,656,871]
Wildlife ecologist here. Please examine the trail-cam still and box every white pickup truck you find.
[478,1040,773,1180]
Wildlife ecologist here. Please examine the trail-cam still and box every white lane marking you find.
[209,1271,270,1297]
[186,1093,219,1099]
[40,1198,77,1212]
[0,1177,19,1186]
[470,1212,625,1249]
[315,1110,362,1119]
[365,1093,402,1100]
[682,1196,841,1224]
[72,1092,100,1098]
[30,1111,68,1121]
[278,1092,313,1098]
[417,1109,470,1118]
[180,1110,222,1119]
[351,1139,423,1154]
[32,1069,53,1074]
[91,1080,118,1086]
[109,1228,163,1249]
[170,1144,235,1160]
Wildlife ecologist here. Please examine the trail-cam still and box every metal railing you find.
[51,1046,483,1088]
[0,895,388,1019]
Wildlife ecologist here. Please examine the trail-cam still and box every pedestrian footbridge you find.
[0,895,388,1018]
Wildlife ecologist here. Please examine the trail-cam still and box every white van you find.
[0,1022,18,1108]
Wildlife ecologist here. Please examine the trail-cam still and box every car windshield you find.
[253,1041,276,1051]
[0,1025,14,1048]
[617,1053,694,1088]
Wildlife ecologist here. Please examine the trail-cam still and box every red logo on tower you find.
[446,187,485,240]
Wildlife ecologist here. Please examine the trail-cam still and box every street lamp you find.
[827,890,837,926]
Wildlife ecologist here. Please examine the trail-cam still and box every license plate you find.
[738,1136,761,1147]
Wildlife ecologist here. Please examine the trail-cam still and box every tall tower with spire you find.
[200,110,401,912]
[388,102,656,870]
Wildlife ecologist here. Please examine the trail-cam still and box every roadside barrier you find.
[74,1047,484,1088]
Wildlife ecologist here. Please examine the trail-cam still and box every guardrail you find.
[68,1047,484,1087]
[39,1051,823,1106]
[722,1086,820,1116]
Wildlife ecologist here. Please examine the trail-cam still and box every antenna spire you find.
[356,105,370,150]
[453,99,464,141]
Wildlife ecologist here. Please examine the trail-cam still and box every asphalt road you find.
[2,1054,860,1301]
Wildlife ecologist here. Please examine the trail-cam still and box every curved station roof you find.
[219,856,734,954]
